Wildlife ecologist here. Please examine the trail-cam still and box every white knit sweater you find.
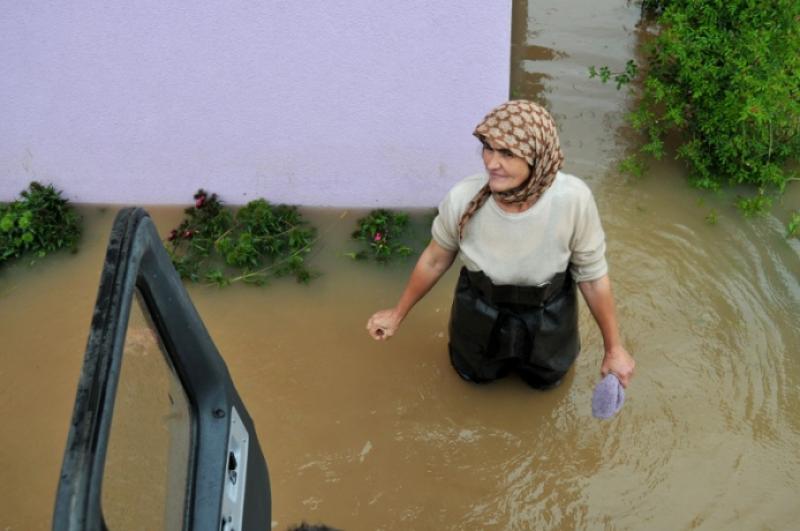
[431,171,608,286]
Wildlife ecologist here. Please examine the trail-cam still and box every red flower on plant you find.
[195,195,206,209]
[167,229,178,242]
[373,232,383,242]
[183,230,194,239]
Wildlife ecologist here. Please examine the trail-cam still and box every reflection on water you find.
[1,1,799,529]
[101,291,191,530]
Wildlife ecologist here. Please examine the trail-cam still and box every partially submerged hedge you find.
[166,190,317,286]
[595,0,800,220]
[0,182,81,266]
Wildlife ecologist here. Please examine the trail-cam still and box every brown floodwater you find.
[2,1,799,529]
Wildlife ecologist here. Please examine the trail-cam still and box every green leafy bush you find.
[166,190,317,286]
[594,0,800,219]
[787,210,800,238]
[0,182,81,266]
[347,209,414,263]
[640,0,671,15]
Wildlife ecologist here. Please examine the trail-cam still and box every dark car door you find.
[53,208,270,530]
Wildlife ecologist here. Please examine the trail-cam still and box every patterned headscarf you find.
[457,100,564,240]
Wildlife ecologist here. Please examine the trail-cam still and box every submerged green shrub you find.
[347,209,414,263]
[0,182,81,266]
[593,0,800,218]
[640,0,671,16]
[787,211,800,239]
[166,190,317,286]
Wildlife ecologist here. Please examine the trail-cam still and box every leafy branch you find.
[166,190,317,286]
[588,60,639,90]
[0,182,81,266]
[787,211,800,239]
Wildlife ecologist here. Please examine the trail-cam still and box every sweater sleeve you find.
[430,189,461,252]
[569,189,608,282]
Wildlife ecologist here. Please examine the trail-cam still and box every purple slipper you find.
[592,373,625,419]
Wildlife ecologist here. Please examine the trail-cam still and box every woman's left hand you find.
[601,345,635,388]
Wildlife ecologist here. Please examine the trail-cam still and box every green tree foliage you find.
[0,182,81,266]
[595,0,800,218]
[166,190,317,286]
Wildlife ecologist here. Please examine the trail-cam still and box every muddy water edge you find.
[3,0,800,529]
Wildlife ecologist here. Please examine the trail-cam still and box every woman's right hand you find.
[366,308,403,341]
[365,240,457,342]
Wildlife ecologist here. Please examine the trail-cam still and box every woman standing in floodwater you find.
[366,100,635,389]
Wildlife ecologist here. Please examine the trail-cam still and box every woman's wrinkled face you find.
[480,137,531,194]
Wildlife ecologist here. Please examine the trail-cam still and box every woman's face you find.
[480,137,531,194]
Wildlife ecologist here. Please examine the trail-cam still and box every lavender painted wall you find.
[1,2,510,206]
